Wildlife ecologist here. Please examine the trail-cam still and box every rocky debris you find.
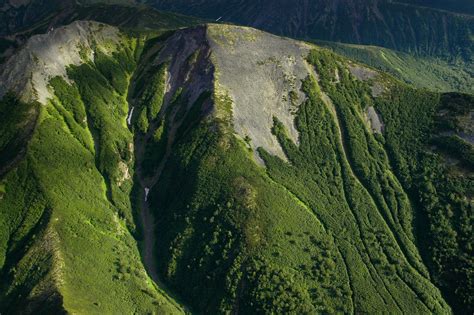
[208,24,312,161]
[152,26,214,114]
[370,82,386,97]
[149,24,389,163]
[2,19,391,166]
[117,161,131,186]
[348,64,377,81]
[348,63,386,97]
[366,106,384,133]
[141,24,313,163]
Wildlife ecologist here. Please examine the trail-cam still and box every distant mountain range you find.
[147,0,474,59]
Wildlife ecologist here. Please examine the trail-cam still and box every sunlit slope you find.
[0,21,183,314]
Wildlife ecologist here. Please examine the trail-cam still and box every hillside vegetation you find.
[0,22,183,314]
[315,41,474,94]
[0,19,472,315]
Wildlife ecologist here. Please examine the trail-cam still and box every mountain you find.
[0,12,472,314]
[0,1,205,65]
[147,0,474,59]
[395,0,474,15]
[0,0,203,38]
[0,0,74,36]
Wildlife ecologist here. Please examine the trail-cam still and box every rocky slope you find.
[0,18,472,314]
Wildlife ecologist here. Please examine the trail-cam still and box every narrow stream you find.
[144,187,150,201]
[127,106,135,125]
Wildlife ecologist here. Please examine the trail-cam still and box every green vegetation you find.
[316,41,474,94]
[0,93,38,176]
[434,135,474,168]
[147,90,351,313]
[258,49,449,313]
[138,46,466,314]
[0,33,182,314]
[375,86,474,313]
[133,63,167,133]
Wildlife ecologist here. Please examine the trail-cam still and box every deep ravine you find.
[126,61,193,311]
[133,112,192,313]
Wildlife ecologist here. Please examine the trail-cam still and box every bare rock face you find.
[207,24,312,161]
[0,20,120,104]
[366,106,384,133]
[137,24,313,162]
[145,24,385,163]
[152,26,214,114]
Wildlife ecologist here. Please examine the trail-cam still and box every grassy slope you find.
[145,86,353,314]
[0,32,183,314]
[136,34,472,313]
[315,41,474,94]
[261,50,450,314]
